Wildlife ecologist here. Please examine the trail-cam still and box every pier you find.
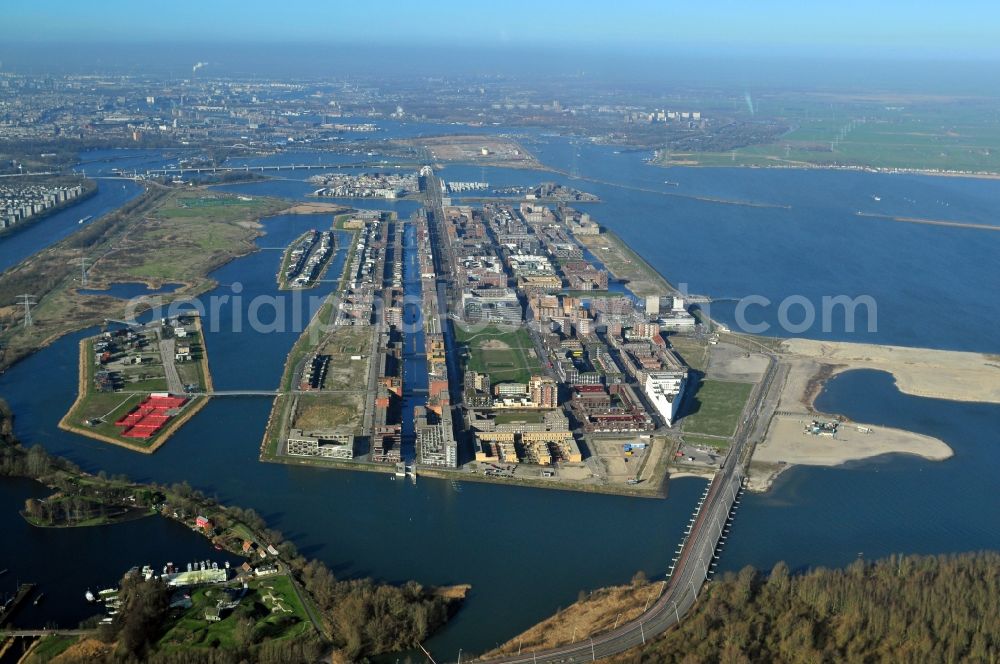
[0,584,36,627]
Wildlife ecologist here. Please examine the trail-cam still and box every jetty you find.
[0,583,36,627]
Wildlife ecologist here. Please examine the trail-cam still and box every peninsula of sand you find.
[746,338,999,491]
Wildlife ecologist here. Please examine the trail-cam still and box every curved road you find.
[472,356,778,664]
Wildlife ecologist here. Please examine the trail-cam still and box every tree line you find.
[1,401,457,662]
[613,553,1000,664]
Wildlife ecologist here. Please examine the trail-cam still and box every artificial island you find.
[2,138,996,664]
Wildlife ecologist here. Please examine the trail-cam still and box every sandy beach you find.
[744,337,986,491]
[747,415,953,491]
[782,338,1000,405]
[668,469,714,481]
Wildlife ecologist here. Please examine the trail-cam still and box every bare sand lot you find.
[705,343,770,382]
[745,337,988,491]
[748,414,953,491]
[280,202,348,215]
[398,135,542,167]
[783,338,1000,405]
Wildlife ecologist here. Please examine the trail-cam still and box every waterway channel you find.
[0,179,143,274]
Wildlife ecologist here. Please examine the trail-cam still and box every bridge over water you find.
[142,162,418,177]
[472,355,779,664]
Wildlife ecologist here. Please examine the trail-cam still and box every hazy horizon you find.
[2,42,999,96]
[5,0,1000,94]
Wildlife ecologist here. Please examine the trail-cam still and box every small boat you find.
[34,592,45,606]
[78,215,92,225]
[872,195,881,201]
[85,589,96,603]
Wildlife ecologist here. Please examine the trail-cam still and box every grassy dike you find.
[575,226,676,298]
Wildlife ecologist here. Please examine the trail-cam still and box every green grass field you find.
[293,392,364,430]
[66,390,146,439]
[454,323,542,385]
[26,635,79,663]
[162,195,263,213]
[157,575,311,651]
[333,212,361,229]
[658,98,1000,173]
[666,335,710,373]
[681,380,753,438]
[99,191,285,282]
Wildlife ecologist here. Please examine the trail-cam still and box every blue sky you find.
[4,0,1000,57]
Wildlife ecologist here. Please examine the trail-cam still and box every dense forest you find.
[1,401,456,662]
[613,553,1000,664]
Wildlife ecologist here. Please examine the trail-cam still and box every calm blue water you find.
[82,141,1000,354]
[211,180,425,219]
[75,147,193,176]
[0,179,143,273]
[400,221,427,460]
[0,477,242,630]
[721,369,1000,574]
[175,214,347,390]
[78,282,184,299]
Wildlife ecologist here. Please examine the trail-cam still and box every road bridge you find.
[0,629,95,638]
[468,356,779,664]
[108,389,366,397]
[143,162,402,177]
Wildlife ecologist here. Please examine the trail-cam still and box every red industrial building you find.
[115,394,187,439]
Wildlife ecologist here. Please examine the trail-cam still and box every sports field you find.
[454,323,542,385]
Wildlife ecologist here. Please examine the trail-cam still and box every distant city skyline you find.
[4,0,1000,58]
